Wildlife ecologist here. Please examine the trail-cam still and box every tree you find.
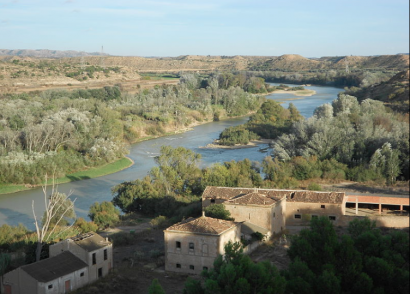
[148,278,165,294]
[183,241,286,294]
[204,204,234,220]
[32,175,76,261]
[88,201,120,228]
[153,146,202,195]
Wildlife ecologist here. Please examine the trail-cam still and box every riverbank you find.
[0,157,134,195]
[269,89,316,96]
[201,139,272,149]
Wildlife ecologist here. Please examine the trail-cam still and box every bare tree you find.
[32,175,76,261]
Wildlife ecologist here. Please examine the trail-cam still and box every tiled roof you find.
[70,232,111,252]
[165,216,239,235]
[21,251,87,282]
[202,186,345,204]
[227,192,276,206]
[287,191,345,204]
[202,186,290,201]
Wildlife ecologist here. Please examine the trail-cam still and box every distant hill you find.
[0,49,110,58]
[346,70,409,113]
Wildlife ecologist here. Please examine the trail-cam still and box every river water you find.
[0,84,343,229]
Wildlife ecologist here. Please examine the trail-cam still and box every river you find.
[0,84,343,229]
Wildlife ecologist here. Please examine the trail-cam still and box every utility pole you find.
[100,46,105,69]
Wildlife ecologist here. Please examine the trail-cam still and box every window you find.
[92,253,96,265]
[294,214,301,219]
[189,242,195,250]
[176,263,181,268]
[203,266,208,271]
[321,205,326,209]
[48,284,53,289]
[210,199,215,203]
[273,212,276,217]
[98,267,103,277]
[189,265,195,270]
[80,272,85,277]
[176,241,181,249]
[311,215,318,219]
[104,249,108,261]
[329,216,336,221]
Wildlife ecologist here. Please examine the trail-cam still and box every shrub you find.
[150,216,169,229]
[307,183,322,191]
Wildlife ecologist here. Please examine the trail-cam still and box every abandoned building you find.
[164,215,241,274]
[1,232,112,294]
[164,186,409,274]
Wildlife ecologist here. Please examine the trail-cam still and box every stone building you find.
[49,232,113,283]
[285,191,346,226]
[164,215,241,274]
[2,232,112,294]
[1,251,88,294]
[202,186,289,234]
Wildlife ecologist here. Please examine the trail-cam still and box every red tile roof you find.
[202,186,290,201]
[165,216,239,235]
[287,191,345,204]
[227,192,277,206]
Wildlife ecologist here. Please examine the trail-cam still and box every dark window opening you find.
[104,249,108,261]
[321,205,326,209]
[311,215,318,219]
[80,272,84,277]
[203,266,208,271]
[92,253,96,265]
[98,267,103,277]
[176,241,181,249]
[189,242,195,250]
[176,263,181,268]
[294,214,301,219]
[190,265,195,270]
[48,284,53,289]
[329,216,336,221]
[210,199,215,203]
[273,212,276,217]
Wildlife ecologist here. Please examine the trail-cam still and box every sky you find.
[0,0,409,57]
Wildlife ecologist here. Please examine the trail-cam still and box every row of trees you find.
[0,73,265,184]
[273,94,409,184]
[180,217,409,294]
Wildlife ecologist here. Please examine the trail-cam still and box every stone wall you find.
[164,225,241,275]
[285,202,345,226]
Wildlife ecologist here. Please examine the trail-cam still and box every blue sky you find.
[0,0,408,57]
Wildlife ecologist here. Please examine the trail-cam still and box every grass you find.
[0,184,29,194]
[0,157,133,195]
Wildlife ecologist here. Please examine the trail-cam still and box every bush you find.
[150,216,169,229]
[74,218,98,233]
[88,201,120,228]
[204,204,234,220]
[307,183,322,191]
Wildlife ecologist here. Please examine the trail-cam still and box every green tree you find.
[148,278,165,294]
[184,241,286,294]
[88,201,120,228]
[204,204,234,220]
[153,146,202,195]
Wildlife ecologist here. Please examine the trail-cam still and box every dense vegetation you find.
[182,217,409,294]
[0,74,265,185]
[217,100,303,145]
[272,94,409,184]
[251,68,399,88]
